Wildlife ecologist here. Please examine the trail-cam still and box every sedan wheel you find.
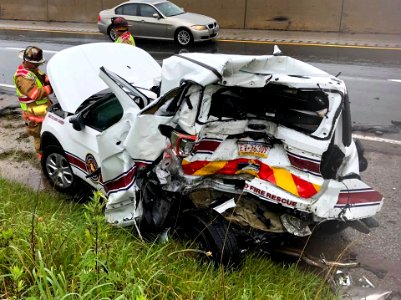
[42,145,76,193]
[175,28,193,46]
[108,26,117,42]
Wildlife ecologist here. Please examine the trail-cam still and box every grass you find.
[0,177,335,299]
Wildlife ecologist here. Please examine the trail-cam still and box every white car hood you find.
[47,43,161,113]
[160,53,333,94]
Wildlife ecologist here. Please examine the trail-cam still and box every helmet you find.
[112,17,130,31]
[18,46,45,64]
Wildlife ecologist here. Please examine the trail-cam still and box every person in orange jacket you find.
[13,46,53,157]
[112,17,136,46]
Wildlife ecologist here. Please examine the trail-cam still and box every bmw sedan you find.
[98,0,219,46]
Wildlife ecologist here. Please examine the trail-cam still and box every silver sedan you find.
[98,0,219,46]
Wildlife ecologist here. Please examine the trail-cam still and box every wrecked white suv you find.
[41,43,383,265]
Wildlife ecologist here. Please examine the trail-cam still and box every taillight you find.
[98,15,102,22]
[170,131,196,157]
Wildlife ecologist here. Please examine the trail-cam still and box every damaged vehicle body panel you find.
[41,44,383,264]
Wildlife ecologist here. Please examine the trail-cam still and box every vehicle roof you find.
[122,0,166,5]
[160,52,344,95]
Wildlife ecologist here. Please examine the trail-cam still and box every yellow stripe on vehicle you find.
[194,161,227,176]
[271,167,300,197]
[313,183,321,193]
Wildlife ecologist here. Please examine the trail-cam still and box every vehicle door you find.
[136,3,168,39]
[96,67,183,226]
[115,3,141,37]
[65,92,124,191]
[94,67,168,226]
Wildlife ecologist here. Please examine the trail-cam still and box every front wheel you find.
[41,145,77,194]
[175,28,193,46]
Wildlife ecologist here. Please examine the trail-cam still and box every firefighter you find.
[112,17,136,46]
[13,46,53,157]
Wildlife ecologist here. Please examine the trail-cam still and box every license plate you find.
[238,142,270,158]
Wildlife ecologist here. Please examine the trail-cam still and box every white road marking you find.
[2,47,58,54]
[389,79,401,83]
[353,134,401,145]
[0,83,15,89]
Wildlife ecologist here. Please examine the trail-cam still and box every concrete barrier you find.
[244,0,343,32]
[0,0,47,21]
[1,0,401,34]
[48,0,102,22]
[341,0,401,34]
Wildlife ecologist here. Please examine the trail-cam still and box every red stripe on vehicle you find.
[103,166,137,193]
[291,173,318,198]
[66,153,86,173]
[193,140,221,153]
[259,163,276,184]
[337,190,383,205]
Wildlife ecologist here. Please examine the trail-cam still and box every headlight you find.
[191,25,208,31]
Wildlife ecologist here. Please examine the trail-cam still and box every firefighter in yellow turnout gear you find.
[13,46,53,156]
[112,17,136,46]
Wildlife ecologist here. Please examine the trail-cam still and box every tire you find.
[41,145,77,194]
[175,28,193,46]
[183,209,242,266]
[107,26,117,42]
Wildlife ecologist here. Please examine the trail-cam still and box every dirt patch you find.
[0,93,44,190]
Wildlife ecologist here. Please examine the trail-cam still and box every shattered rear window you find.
[205,84,329,134]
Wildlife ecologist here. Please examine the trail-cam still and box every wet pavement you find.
[0,19,401,48]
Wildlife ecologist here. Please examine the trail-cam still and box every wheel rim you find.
[45,153,74,189]
[177,30,190,45]
[110,28,118,41]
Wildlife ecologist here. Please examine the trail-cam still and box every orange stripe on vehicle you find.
[194,161,227,176]
[271,167,299,197]
[291,173,319,198]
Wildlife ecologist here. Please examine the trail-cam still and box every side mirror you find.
[69,114,85,131]
[153,13,161,19]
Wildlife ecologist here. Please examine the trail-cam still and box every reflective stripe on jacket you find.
[115,32,136,46]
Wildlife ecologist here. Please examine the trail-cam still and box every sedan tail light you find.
[98,15,102,22]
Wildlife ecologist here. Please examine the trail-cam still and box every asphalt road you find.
[0,32,401,297]
[1,34,401,135]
